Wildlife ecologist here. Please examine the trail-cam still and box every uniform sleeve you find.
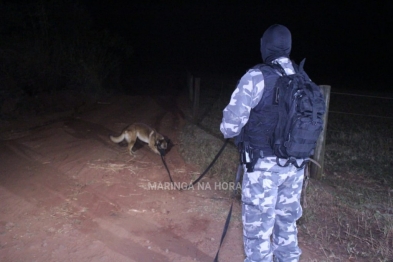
[220,69,264,139]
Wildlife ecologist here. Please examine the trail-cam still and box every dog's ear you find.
[163,136,174,151]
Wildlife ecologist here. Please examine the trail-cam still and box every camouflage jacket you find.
[220,57,296,139]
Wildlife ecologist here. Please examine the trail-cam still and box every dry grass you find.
[301,178,393,260]
[178,73,393,261]
[178,123,239,185]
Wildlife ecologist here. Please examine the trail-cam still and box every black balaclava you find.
[260,24,292,63]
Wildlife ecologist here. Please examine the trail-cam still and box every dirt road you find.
[0,94,248,262]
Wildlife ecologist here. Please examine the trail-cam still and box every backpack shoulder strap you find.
[266,62,287,76]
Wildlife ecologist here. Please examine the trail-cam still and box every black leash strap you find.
[214,163,243,262]
[214,202,234,262]
[184,139,229,190]
[160,138,238,261]
[160,155,182,190]
[160,138,229,191]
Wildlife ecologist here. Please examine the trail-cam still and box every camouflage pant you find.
[242,157,304,262]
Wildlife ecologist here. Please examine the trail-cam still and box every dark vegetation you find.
[0,0,133,119]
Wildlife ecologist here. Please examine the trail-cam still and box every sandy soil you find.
[0,93,322,261]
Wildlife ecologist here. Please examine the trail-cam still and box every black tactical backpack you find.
[269,59,326,168]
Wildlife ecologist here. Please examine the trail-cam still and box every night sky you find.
[85,1,392,92]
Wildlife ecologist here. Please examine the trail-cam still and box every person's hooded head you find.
[260,24,292,63]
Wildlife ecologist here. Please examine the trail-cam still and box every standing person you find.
[220,24,304,262]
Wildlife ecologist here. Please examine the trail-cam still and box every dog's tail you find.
[110,133,125,143]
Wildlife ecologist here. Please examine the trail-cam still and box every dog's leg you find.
[126,132,137,155]
[128,140,137,155]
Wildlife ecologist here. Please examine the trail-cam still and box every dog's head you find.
[156,137,168,156]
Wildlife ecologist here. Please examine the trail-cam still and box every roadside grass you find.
[178,73,393,261]
[179,122,239,187]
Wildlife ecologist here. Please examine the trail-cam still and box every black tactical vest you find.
[242,64,281,156]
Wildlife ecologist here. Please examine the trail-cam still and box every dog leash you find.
[160,138,238,262]
[160,155,182,190]
[184,139,229,189]
[213,163,242,262]
[160,139,229,191]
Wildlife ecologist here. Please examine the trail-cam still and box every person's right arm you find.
[220,69,265,139]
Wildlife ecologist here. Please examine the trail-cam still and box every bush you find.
[0,0,133,118]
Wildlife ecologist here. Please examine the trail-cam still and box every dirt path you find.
[0,94,245,262]
[0,94,322,261]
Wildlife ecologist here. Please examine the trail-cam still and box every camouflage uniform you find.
[220,56,304,262]
[242,157,303,262]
